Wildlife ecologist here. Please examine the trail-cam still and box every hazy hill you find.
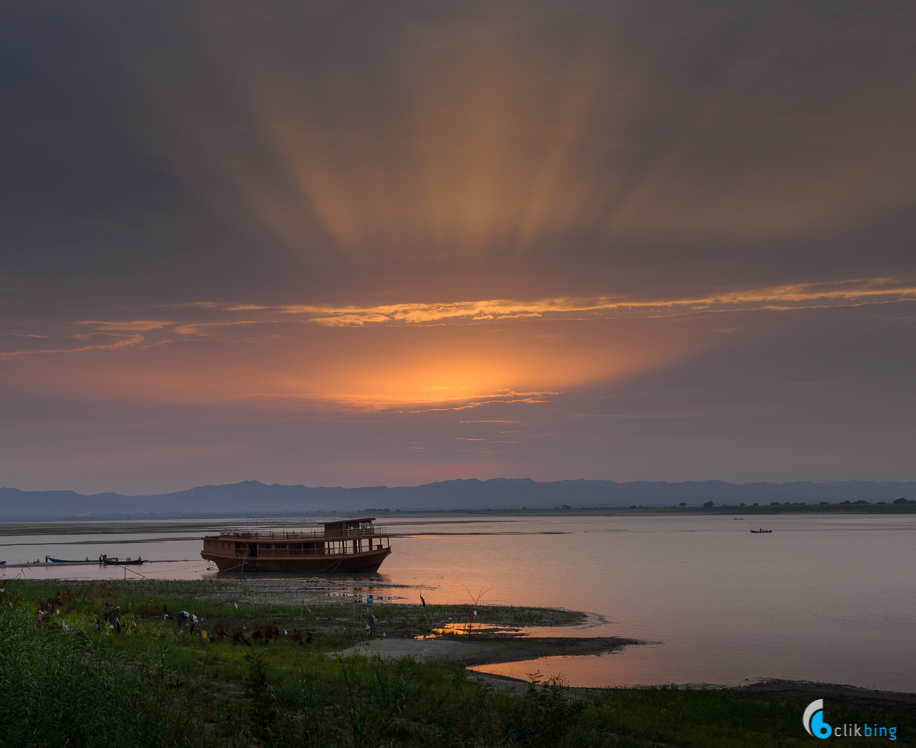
[0,478,914,519]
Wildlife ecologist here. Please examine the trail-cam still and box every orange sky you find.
[1,1,915,493]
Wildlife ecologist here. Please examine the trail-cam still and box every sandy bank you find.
[339,635,638,667]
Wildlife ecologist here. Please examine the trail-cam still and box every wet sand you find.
[339,635,638,667]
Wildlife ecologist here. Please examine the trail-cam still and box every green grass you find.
[0,579,912,747]
[0,611,211,748]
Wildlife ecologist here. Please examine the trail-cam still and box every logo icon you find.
[804,699,832,740]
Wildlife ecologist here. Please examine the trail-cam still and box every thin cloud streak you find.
[0,334,144,360]
[131,277,916,335]
[79,320,173,331]
[264,277,916,326]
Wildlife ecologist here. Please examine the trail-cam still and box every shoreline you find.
[472,672,916,707]
[339,632,916,705]
[2,501,916,529]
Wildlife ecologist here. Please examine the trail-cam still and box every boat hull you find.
[201,547,391,573]
[102,559,146,565]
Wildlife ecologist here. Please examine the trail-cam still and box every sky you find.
[1,0,915,494]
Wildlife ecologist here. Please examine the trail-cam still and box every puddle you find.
[415,621,526,639]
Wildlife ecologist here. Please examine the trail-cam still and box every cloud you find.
[172,320,263,336]
[80,320,173,331]
[0,334,144,359]
[273,277,916,326]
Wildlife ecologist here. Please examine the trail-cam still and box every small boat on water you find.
[46,557,91,564]
[101,557,145,565]
[201,517,392,573]
[750,528,773,534]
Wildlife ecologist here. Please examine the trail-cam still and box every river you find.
[2,512,913,692]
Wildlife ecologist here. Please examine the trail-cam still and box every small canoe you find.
[102,557,145,566]
[749,529,773,534]
[47,557,90,563]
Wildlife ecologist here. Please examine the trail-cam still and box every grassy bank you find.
[0,579,912,747]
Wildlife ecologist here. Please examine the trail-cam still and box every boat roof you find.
[210,517,384,540]
[322,517,376,526]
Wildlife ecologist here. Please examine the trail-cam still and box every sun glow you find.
[269,324,693,409]
[1,315,695,411]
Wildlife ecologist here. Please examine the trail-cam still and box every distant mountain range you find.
[0,478,914,520]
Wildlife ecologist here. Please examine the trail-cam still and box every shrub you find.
[210,620,229,642]
[252,623,280,643]
[245,652,277,744]
[504,677,584,748]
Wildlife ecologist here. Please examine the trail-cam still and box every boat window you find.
[274,543,287,549]
[258,543,273,549]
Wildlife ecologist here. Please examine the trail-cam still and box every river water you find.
[2,513,913,692]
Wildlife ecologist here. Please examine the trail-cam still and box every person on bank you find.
[177,610,199,633]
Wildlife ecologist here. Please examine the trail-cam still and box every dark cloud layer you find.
[1,1,914,492]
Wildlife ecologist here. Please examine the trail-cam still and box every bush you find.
[245,652,277,744]
[504,678,584,748]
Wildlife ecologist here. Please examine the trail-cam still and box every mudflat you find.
[340,635,638,666]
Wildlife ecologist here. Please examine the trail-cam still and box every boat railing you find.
[251,540,390,558]
[209,536,389,558]
[217,526,388,541]
[332,527,388,538]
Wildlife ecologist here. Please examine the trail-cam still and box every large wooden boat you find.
[201,517,392,573]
